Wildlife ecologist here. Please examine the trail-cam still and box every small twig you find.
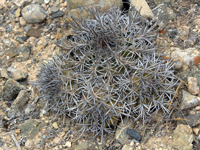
[11,134,21,150]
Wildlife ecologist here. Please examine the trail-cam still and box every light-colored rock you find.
[166,47,200,70]
[172,124,193,150]
[22,4,46,23]
[44,0,50,4]
[181,90,200,110]
[177,25,190,41]
[64,141,72,148]
[122,144,133,150]
[0,68,9,78]
[115,118,133,144]
[15,8,21,17]
[52,122,59,129]
[132,0,154,17]
[19,17,26,26]
[193,128,199,135]
[25,139,35,149]
[68,0,122,13]
[53,137,61,144]
[7,67,28,81]
[187,77,199,95]
[13,0,31,7]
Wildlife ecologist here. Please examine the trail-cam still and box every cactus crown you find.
[33,5,179,141]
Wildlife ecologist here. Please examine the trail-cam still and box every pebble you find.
[50,6,59,13]
[64,141,71,148]
[16,36,29,44]
[2,78,26,101]
[52,11,64,18]
[187,77,199,95]
[122,144,133,150]
[15,8,21,17]
[27,27,42,38]
[19,17,26,26]
[22,4,47,23]
[52,122,59,129]
[126,129,142,142]
[44,0,50,4]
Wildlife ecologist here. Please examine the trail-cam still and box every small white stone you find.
[52,122,58,129]
[44,0,50,4]
[65,141,71,148]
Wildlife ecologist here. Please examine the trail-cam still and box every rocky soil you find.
[0,0,200,150]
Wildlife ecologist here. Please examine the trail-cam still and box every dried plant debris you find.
[33,6,179,142]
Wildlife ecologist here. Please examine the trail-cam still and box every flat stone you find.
[7,67,28,81]
[127,129,142,142]
[0,68,9,78]
[16,45,32,62]
[132,0,154,17]
[122,144,133,150]
[19,119,44,139]
[172,124,193,150]
[27,27,42,38]
[52,11,64,18]
[15,8,21,17]
[22,4,46,23]
[174,109,200,127]
[74,140,90,150]
[181,90,200,110]
[12,90,29,109]
[15,36,29,44]
[2,78,26,101]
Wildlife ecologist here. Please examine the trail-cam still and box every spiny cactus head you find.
[33,5,179,142]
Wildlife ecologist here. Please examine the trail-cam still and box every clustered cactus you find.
[33,6,179,141]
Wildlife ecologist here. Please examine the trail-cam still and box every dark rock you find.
[23,25,31,32]
[12,90,29,109]
[7,90,29,118]
[2,78,26,101]
[126,129,142,142]
[177,70,200,85]
[52,11,64,18]
[6,26,12,33]
[5,47,19,58]
[15,36,29,44]
[27,27,42,38]
[152,3,176,26]
[174,109,200,127]
[16,45,32,62]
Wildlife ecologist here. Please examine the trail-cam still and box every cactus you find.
[33,6,179,141]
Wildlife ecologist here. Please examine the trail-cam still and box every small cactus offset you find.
[33,6,179,141]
